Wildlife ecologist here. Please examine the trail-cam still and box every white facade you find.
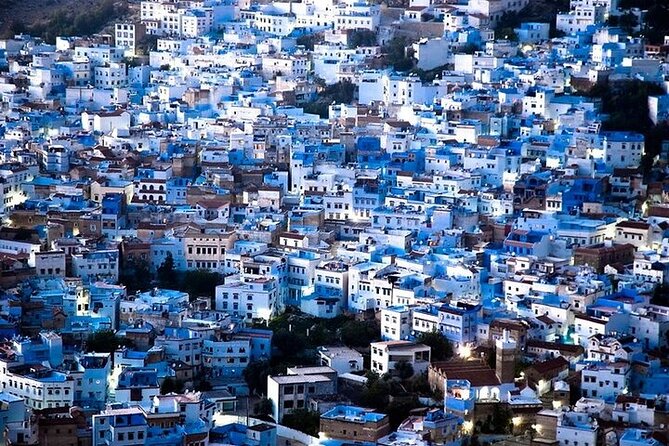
[71,249,120,284]
[370,341,431,376]
[381,305,413,341]
[580,362,629,400]
[215,275,278,321]
[317,346,364,375]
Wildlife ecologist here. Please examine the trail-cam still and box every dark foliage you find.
[386,396,422,429]
[617,0,669,44]
[339,319,380,347]
[417,330,454,361]
[5,0,128,42]
[393,360,414,380]
[410,64,453,83]
[587,80,664,133]
[181,269,224,300]
[296,33,322,51]
[243,360,273,395]
[480,404,513,434]
[120,258,152,293]
[194,380,213,392]
[492,0,569,38]
[303,80,358,118]
[155,254,223,301]
[282,409,320,436]
[253,397,273,418]
[382,36,414,72]
[608,12,639,35]
[651,284,669,306]
[86,329,133,353]
[160,377,185,395]
[359,372,391,408]
[583,80,669,173]
[348,29,377,48]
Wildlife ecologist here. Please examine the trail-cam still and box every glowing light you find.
[458,345,472,359]
[512,416,522,426]
[463,421,474,433]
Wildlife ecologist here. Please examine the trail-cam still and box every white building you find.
[81,110,132,134]
[71,249,120,284]
[370,341,431,376]
[600,132,645,170]
[317,346,364,375]
[115,23,147,56]
[215,275,278,321]
[556,410,598,446]
[0,229,42,267]
[267,366,337,422]
[0,360,75,411]
[261,54,309,80]
[202,338,251,379]
[381,305,414,341]
[468,0,530,25]
[34,251,66,277]
[94,63,127,89]
[580,361,630,400]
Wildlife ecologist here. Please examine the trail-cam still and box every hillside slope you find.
[0,0,129,40]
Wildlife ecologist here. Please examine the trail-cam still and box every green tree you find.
[411,64,452,82]
[283,410,321,436]
[586,80,664,132]
[359,372,391,409]
[339,319,379,347]
[156,252,177,289]
[616,0,669,44]
[297,33,322,51]
[181,269,224,301]
[194,380,213,391]
[86,330,133,353]
[651,283,669,306]
[253,397,273,418]
[394,360,414,380]
[327,79,357,103]
[460,43,479,54]
[348,29,377,48]
[386,396,421,429]
[407,372,431,395]
[18,0,127,43]
[272,330,307,358]
[644,122,669,160]
[490,404,513,434]
[493,11,522,41]
[383,36,414,72]
[303,79,358,117]
[160,377,184,395]
[243,360,272,395]
[119,258,152,293]
[417,330,453,361]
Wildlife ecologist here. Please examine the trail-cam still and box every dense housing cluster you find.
[0,0,667,445]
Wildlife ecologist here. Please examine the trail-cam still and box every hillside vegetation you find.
[0,0,128,41]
